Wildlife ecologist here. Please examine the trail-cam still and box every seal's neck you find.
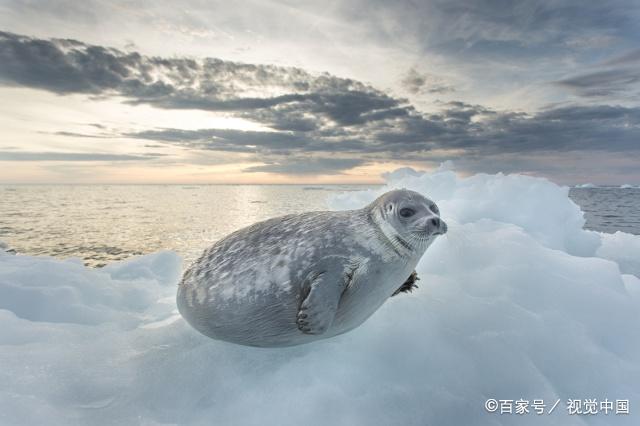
[367,206,416,260]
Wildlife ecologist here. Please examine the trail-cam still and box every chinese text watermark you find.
[485,398,629,416]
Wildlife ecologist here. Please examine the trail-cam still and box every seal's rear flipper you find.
[296,256,350,335]
[392,270,419,297]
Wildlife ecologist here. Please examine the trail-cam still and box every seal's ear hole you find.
[387,204,393,212]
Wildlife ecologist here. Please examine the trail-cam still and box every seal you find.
[177,189,447,347]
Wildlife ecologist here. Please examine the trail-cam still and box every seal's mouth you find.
[409,219,447,243]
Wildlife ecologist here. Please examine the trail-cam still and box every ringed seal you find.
[177,189,447,347]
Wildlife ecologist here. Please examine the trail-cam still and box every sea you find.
[1,185,639,267]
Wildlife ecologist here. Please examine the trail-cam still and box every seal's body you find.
[177,189,447,347]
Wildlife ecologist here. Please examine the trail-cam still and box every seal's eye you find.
[399,207,416,218]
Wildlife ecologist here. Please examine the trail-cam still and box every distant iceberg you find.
[1,168,639,425]
[574,182,598,188]
[621,184,639,189]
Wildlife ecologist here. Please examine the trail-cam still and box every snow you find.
[597,232,640,277]
[1,168,640,425]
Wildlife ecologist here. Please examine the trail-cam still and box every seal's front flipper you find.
[297,257,350,335]
[391,270,419,297]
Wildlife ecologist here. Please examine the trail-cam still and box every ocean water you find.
[1,184,638,267]
[569,186,640,234]
[0,185,370,267]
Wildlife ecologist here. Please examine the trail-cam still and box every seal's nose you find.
[428,217,447,235]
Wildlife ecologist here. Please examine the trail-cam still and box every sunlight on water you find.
[1,185,638,267]
[0,185,372,267]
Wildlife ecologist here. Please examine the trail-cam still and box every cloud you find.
[554,69,640,97]
[243,157,366,175]
[553,47,640,98]
[128,128,312,153]
[602,48,640,66]
[361,0,640,53]
[3,0,640,118]
[126,103,640,159]
[46,131,111,138]
[0,31,408,128]
[400,68,455,95]
[2,31,640,177]
[0,151,154,161]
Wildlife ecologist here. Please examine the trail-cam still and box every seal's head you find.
[369,189,447,254]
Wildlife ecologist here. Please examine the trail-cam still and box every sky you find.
[0,0,639,184]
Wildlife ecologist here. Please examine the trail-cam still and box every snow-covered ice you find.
[1,168,639,425]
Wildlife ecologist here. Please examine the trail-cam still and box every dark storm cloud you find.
[0,151,153,161]
[2,31,640,175]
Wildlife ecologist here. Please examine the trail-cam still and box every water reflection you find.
[2,185,637,267]
[0,185,371,267]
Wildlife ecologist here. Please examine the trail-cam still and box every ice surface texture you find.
[1,167,639,425]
